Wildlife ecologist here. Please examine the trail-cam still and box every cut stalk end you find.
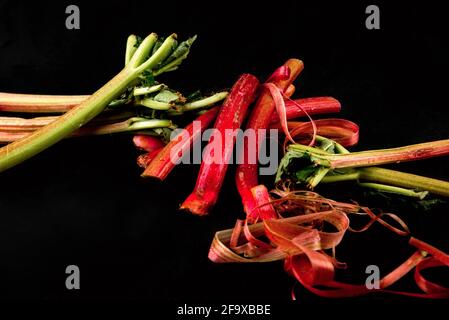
[180,193,215,216]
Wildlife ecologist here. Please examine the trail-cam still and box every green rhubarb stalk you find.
[321,167,449,198]
[0,33,183,172]
[278,137,449,198]
[359,167,449,198]
[125,35,138,66]
[179,91,228,112]
[133,84,166,96]
[0,112,135,131]
[288,139,449,169]
[139,98,172,110]
[0,35,197,114]
[139,91,228,112]
[0,117,172,143]
[0,36,136,114]
[358,182,429,199]
[73,118,172,136]
[306,144,420,196]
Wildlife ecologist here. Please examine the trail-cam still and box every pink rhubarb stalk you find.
[181,74,260,215]
[142,107,219,180]
[137,147,164,169]
[133,135,165,152]
[269,97,341,123]
[0,92,89,113]
[235,60,303,216]
[248,185,277,222]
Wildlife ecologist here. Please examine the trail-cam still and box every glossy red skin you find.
[133,135,165,153]
[142,107,219,180]
[181,74,260,215]
[235,60,303,215]
[137,147,164,169]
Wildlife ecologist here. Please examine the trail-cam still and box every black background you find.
[0,0,448,310]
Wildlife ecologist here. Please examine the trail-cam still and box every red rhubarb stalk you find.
[290,139,449,169]
[181,74,260,215]
[284,84,295,97]
[248,184,277,222]
[235,60,303,216]
[133,134,165,152]
[137,147,163,169]
[269,97,341,123]
[142,107,219,180]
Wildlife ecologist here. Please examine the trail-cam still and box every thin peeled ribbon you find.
[270,118,359,148]
[287,236,449,299]
[263,83,317,146]
[282,118,359,148]
[209,190,351,264]
[208,187,449,299]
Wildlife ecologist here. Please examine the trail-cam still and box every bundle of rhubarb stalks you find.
[1,33,448,300]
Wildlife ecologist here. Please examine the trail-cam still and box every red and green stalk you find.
[0,33,196,172]
[286,140,449,197]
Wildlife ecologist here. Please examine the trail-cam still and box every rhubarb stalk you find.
[142,107,219,180]
[133,134,165,152]
[0,33,193,172]
[0,93,89,113]
[269,96,341,123]
[279,139,449,197]
[321,167,449,198]
[181,74,260,215]
[235,59,303,216]
[287,139,449,168]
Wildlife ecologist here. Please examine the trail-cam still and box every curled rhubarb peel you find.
[270,118,360,148]
[269,96,341,124]
[264,83,318,146]
[209,188,449,299]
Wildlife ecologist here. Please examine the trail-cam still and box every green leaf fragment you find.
[162,35,197,65]
[154,89,181,104]
[134,36,143,48]
[141,71,156,86]
[152,37,164,55]
[295,165,318,183]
